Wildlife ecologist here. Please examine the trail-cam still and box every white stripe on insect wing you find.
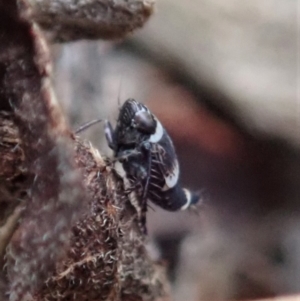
[180,188,192,210]
[149,118,164,143]
[162,159,180,191]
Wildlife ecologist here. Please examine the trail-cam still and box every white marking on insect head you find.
[149,118,163,143]
[162,159,180,191]
[180,189,192,210]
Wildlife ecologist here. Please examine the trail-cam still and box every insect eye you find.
[134,111,156,134]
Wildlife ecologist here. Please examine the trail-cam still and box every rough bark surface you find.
[0,0,168,301]
[28,0,155,41]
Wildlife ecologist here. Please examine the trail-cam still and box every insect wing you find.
[153,133,180,191]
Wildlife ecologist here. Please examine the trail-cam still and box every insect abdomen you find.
[148,183,199,211]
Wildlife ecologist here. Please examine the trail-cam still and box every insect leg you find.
[141,147,152,201]
[123,180,141,195]
[75,118,102,134]
[104,120,116,151]
[140,142,153,234]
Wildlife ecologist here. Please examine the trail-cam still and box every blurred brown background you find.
[51,0,299,300]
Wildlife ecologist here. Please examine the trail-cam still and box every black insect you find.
[105,99,201,234]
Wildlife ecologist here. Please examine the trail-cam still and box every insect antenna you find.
[117,78,123,111]
[75,118,103,134]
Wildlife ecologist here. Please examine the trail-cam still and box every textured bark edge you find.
[0,115,170,301]
[28,0,155,42]
[0,0,169,300]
